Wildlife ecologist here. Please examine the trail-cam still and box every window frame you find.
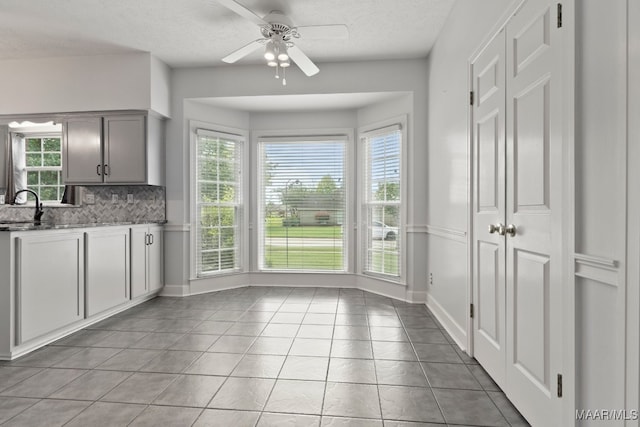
[358,116,407,283]
[190,121,248,279]
[254,129,354,273]
[22,132,64,203]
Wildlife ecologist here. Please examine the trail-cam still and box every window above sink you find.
[2,120,76,206]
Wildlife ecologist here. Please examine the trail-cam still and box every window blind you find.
[362,126,402,277]
[195,131,243,276]
[258,137,347,271]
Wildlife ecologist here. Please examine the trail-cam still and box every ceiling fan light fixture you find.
[277,42,289,61]
[280,60,290,68]
[264,41,276,61]
[267,60,278,67]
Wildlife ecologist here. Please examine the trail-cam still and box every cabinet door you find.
[16,232,84,344]
[104,115,146,183]
[63,117,103,184]
[130,227,149,299]
[147,226,163,292]
[85,228,130,316]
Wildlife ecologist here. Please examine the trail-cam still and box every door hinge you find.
[469,91,474,106]
[470,303,474,319]
[557,374,563,397]
[557,3,563,28]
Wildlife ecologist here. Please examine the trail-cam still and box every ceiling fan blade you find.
[296,24,349,40]
[217,0,267,26]
[288,45,320,76]
[222,39,265,63]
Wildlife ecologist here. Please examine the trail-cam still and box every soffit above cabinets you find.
[0,0,454,67]
[193,92,411,113]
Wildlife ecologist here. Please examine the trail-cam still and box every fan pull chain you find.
[275,63,280,79]
[282,67,287,86]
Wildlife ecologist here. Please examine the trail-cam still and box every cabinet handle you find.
[145,233,150,245]
[96,165,101,176]
[149,234,154,245]
[103,164,109,176]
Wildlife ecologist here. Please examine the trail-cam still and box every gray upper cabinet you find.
[63,113,164,185]
[103,115,146,183]
[63,117,103,184]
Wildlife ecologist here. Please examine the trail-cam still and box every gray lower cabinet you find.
[85,227,130,316]
[0,223,162,360]
[15,232,85,344]
[130,224,163,298]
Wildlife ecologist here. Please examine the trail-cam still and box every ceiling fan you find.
[217,0,348,85]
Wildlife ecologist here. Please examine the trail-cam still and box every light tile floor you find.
[0,287,530,426]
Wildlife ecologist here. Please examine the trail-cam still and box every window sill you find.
[360,271,406,286]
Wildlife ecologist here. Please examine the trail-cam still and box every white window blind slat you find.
[259,138,347,272]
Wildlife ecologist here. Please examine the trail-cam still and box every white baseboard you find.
[426,294,468,351]
[160,284,189,297]
[164,273,427,306]
[406,290,427,304]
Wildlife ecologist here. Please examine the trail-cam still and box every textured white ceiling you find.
[0,0,455,68]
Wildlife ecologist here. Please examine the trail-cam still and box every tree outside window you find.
[25,136,64,202]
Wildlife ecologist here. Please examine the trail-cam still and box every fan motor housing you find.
[261,11,295,39]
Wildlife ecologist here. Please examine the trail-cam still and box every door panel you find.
[148,227,163,292]
[130,227,148,299]
[477,241,500,345]
[17,233,84,343]
[478,115,499,210]
[514,77,551,210]
[513,249,550,388]
[505,0,562,424]
[513,9,551,77]
[472,29,506,389]
[85,229,130,316]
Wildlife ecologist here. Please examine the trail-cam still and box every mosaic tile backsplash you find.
[0,186,165,224]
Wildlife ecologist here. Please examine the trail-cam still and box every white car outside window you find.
[371,220,398,240]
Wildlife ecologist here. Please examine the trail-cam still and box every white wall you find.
[165,60,428,298]
[427,0,640,421]
[628,0,640,415]
[356,93,427,300]
[424,0,514,347]
[0,53,169,116]
[250,110,357,130]
[573,0,637,418]
[163,100,249,295]
[151,56,171,118]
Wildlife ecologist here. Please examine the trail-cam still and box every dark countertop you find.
[0,220,167,232]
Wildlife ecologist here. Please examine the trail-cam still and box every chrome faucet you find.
[13,189,45,223]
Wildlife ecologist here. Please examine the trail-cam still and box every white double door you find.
[471,0,564,425]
